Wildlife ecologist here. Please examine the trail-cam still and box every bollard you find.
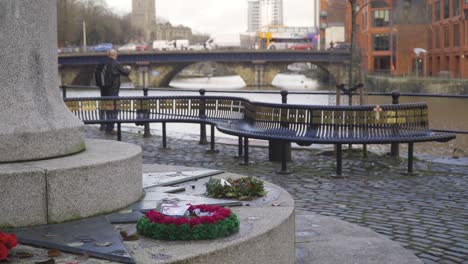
[390,91,400,158]
[199,89,208,145]
[390,90,400,158]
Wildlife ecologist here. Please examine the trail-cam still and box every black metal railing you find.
[60,85,468,136]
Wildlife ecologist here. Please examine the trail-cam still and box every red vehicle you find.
[290,42,314,50]
[135,43,150,51]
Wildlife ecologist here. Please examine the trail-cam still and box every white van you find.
[152,40,171,51]
[168,39,190,50]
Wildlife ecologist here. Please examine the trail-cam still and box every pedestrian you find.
[101,49,131,134]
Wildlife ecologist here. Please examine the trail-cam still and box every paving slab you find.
[143,170,223,188]
[12,216,134,264]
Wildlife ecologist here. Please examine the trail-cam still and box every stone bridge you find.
[58,50,350,87]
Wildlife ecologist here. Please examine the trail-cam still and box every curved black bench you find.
[65,95,455,176]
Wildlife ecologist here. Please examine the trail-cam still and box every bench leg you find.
[206,125,219,153]
[407,142,414,174]
[117,123,122,141]
[143,123,151,138]
[363,144,367,158]
[162,122,167,148]
[336,143,342,176]
[238,136,243,157]
[199,124,208,145]
[240,137,249,165]
[277,141,291,174]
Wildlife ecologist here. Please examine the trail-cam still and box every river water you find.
[66,74,468,158]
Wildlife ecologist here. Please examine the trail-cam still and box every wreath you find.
[137,205,239,240]
[0,231,17,260]
[206,176,266,200]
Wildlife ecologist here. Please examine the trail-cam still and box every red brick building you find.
[345,0,431,76]
[426,0,468,78]
[344,0,468,77]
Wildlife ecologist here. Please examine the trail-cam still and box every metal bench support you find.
[117,123,122,141]
[336,143,342,176]
[240,137,249,165]
[238,136,243,157]
[408,142,414,174]
[162,122,167,148]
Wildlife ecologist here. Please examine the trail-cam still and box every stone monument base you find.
[0,139,142,227]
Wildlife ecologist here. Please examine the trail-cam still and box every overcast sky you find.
[105,0,316,42]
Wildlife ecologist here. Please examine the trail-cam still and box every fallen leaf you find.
[271,203,281,207]
[47,249,61,258]
[34,259,55,264]
[15,251,34,258]
[118,209,133,214]
[67,242,84,247]
[247,216,261,220]
[95,242,113,247]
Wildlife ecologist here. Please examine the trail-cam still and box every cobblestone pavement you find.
[86,127,468,264]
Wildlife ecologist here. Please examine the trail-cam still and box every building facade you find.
[345,0,431,76]
[247,0,283,32]
[319,0,347,49]
[155,23,192,41]
[248,0,261,32]
[426,0,468,78]
[132,0,156,40]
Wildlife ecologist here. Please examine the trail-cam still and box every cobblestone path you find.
[86,127,468,264]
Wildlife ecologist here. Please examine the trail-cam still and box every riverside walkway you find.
[86,126,468,264]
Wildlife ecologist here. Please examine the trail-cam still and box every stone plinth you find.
[0,0,85,162]
[0,140,143,227]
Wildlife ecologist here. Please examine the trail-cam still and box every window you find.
[444,0,450,19]
[454,24,460,46]
[465,8,468,18]
[372,34,390,51]
[454,0,460,16]
[373,10,391,27]
[444,27,450,47]
[374,56,391,72]
[435,1,441,21]
[436,28,441,48]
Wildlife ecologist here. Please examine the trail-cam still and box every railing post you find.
[199,89,208,145]
[270,90,291,165]
[142,86,151,138]
[390,90,400,158]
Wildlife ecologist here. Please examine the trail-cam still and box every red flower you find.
[4,235,16,249]
[0,243,7,260]
[189,217,202,226]
[174,217,189,226]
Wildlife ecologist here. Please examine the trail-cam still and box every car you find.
[135,42,150,51]
[290,42,314,50]
[118,43,137,52]
[92,43,113,52]
[328,42,350,51]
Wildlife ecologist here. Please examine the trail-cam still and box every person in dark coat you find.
[102,49,131,134]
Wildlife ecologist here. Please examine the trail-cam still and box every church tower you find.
[132,0,156,40]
